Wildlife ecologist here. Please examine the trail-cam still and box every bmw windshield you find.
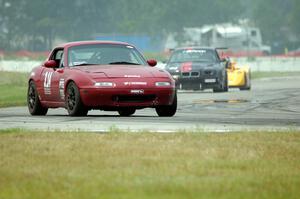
[68,44,147,66]
[169,49,219,63]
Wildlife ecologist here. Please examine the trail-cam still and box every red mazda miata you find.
[27,41,177,116]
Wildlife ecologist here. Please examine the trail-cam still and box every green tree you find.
[290,0,300,35]
[0,0,299,51]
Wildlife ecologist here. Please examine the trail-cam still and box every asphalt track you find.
[0,76,300,132]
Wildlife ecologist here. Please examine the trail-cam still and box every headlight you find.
[155,82,171,86]
[172,75,179,80]
[94,82,115,87]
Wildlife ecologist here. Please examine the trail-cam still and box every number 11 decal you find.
[44,71,53,95]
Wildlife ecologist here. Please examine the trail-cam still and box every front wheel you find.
[155,93,177,117]
[223,72,229,92]
[66,82,88,116]
[213,76,228,92]
[28,81,48,115]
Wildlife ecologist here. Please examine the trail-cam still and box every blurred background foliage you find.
[0,0,299,52]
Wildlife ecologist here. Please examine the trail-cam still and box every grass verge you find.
[0,129,300,199]
[0,71,28,108]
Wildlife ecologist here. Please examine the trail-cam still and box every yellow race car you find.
[227,60,251,90]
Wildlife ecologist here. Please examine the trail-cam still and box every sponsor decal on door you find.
[59,78,65,100]
[44,71,53,95]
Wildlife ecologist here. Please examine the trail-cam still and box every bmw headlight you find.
[172,75,179,80]
[155,82,171,86]
[94,82,115,87]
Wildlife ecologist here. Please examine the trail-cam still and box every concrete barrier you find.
[0,60,41,73]
[235,57,300,72]
[160,57,300,72]
[0,57,300,72]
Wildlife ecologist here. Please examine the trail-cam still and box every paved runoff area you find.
[1,76,300,132]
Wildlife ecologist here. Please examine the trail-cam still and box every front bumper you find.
[171,72,223,89]
[79,87,176,108]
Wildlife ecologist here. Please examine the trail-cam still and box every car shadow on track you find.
[46,114,156,118]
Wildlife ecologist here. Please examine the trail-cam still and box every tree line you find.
[0,0,299,52]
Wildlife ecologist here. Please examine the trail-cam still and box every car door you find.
[41,48,65,103]
[51,49,67,103]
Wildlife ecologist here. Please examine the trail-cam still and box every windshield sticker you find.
[185,49,207,53]
[44,71,53,95]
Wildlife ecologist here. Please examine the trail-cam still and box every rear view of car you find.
[227,60,251,90]
[165,47,228,92]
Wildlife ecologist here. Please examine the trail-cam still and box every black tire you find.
[27,81,48,115]
[213,83,225,92]
[223,72,229,92]
[66,82,88,116]
[213,73,228,92]
[213,87,223,93]
[155,93,177,117]
[118,108,136,116]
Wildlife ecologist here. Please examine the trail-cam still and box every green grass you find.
[0,130,300,199]
[0,71,28,107]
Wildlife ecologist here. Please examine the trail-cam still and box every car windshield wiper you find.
[73,63,98,66]
[109,61,140,65]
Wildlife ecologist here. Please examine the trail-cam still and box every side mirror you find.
[147,59,157,67]
[44,60,57,68]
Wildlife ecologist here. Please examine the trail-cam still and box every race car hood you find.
[74,65,170,78]
[191,62,220,68]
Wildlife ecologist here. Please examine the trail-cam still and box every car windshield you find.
[169,49,219,63]
[68,44,147,66]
